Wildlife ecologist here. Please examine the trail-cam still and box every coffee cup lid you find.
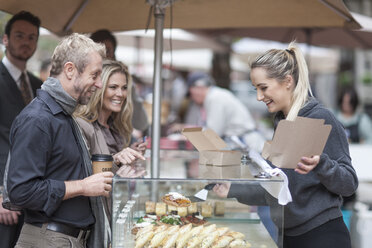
[91,154,113,162]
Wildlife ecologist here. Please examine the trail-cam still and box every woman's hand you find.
[212,183,231,198]
[130,139,147,155]
[295,155,320,174]
[113,147,145,165]
[116,165,146,178]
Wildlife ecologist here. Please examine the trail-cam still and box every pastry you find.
[188,202,198,214]
[167,204,178,214]
[201,202,213,217]
[177,207,188,217]
[162,192,191,207]
[214,202,225,216]
[146,201,156,214]
[156,202,167,216]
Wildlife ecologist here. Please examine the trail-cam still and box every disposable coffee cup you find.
[92,154,113,174]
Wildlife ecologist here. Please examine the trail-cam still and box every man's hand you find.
[64,172,114,199]
[114,147,145,165]
[0,196,21,225]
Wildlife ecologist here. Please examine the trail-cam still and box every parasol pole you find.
[150,1,165,179]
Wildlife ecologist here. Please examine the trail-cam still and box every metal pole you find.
[151,4,165,178]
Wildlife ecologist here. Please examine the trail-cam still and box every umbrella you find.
[0,0,361,35]
[193,11,372,49]
[40,28,228,52]
[0,0,361,178]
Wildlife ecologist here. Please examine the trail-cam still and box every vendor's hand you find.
[116,165,147,178]
[0,197,21,225]
[82,172,114,198]
[167,123,186,135]
[130,139,147,155]
[295,155,320,175]
[114,147,145,165]
[213,183,231,198]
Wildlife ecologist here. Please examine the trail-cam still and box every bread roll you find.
[146,201,156,214]
[156,202,167,216]
[214,202,225,216]
[167,204,178,214]
[188,203,198,214]
[201,202,213,217]
[177,207,188,217]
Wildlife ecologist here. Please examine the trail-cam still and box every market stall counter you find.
[111,150,284,248]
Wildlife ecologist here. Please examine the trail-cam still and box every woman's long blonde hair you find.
[250,41,312,121]
[75,60,133,146]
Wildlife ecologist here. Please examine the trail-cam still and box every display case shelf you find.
[111,150,284,248]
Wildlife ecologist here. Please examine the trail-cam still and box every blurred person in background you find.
[39,58,52,82]
[335,87,372,144]
[214,41,358,248]
[170,71,265,152]
[0,11,42,248]
[90,29,149,138]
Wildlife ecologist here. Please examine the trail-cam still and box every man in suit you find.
[0,11,42,247]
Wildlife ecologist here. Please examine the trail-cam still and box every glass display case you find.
[111,150,284,248]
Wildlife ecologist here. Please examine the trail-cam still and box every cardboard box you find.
[199,164,241,178]
[182,127,241,166]
[262,117,332,169]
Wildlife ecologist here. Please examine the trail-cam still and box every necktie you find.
[19,72,32,105]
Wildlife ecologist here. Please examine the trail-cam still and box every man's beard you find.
[7,44,35,62]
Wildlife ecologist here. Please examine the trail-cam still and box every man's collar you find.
[2,56,23,82]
